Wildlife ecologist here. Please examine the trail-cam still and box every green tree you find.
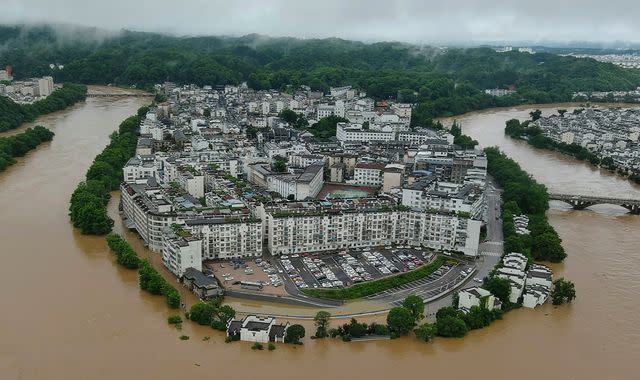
[483,277,511,305]
[462,305,494,329]
[402,295,425,322]
[285,324,305,344]
[387,307,415,336]
[272,159,287,173]
[436,316,468,337]
[551,278,576,305]
[189,302,216,326]
[435,306,460,320]
[450,120,461,137]
[278,109,298,124]
[308,115,348,139]
[414,323,437,342]
[532,232,566,263]
[313,311,331,338]
[211,305,236,330]
[530,109,542,121]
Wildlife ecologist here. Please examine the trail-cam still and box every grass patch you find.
[302,256,447,300]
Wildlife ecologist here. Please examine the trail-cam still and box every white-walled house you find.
[522,264,553,308]
[226,315,289,343]
[458,287,502,313]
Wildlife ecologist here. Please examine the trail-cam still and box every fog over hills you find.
[1,0,640,46]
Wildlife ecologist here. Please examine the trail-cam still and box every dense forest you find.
[0,83,87,131]
[2,25,640,124]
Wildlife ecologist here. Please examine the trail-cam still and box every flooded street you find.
[1,97,638,379]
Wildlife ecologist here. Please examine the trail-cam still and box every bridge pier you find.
[571,201,594,210]
[624,204,640,215]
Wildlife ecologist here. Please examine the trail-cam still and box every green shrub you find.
[268,342,276,351]
[138,259,181,308]
[251,342,264,350]
[105,234,139,269]
[168,315,182,325]
[179,335,189,340]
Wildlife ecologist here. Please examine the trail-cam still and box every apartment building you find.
[121,182,180,252]
[162,233,203,277]
[266,164,324,200]
[264,201,480,256]
[402,180,485,219]
[353,162,386,186]
[336,122,395,143]
[185,218,263,260]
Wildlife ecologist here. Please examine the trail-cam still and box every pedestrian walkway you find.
[481,251,502,257]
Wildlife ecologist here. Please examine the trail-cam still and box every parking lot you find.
[276,247,436,291]
[203,258,288,296]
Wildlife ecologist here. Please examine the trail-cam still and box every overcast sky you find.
[2,0,639,44]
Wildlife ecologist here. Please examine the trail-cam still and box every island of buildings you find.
[116,82,555,315]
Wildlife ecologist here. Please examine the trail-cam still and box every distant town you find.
[532,108,640,176]
[562,53,640,69]
[0,65,59,104]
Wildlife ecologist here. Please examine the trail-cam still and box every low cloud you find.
[1,0,639,44]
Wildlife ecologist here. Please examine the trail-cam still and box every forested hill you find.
[2,24,640,122]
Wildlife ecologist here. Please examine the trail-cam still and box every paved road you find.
[367,262,474,306]
[423,176,505,317]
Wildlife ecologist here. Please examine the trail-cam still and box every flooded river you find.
[1,98,638,379]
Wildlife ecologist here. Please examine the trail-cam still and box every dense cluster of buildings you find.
[495,252,553,308]
[531,108,640,176]
[563,53,640,69]
[457,251,553,312]
[0,73,57,104]
[119,83,490,294]
[573,87,640,102]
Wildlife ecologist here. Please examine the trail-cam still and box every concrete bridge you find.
[86,93,151,98]
[549,193,640,214]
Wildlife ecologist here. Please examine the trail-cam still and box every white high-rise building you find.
[37,76,54,97]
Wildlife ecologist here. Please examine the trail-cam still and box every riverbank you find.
[504,112,640,186]
[0,83,87,132]
[0,125,54,172]
[69,106,149,234]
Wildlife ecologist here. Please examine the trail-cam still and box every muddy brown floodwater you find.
[1,97,638,380]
